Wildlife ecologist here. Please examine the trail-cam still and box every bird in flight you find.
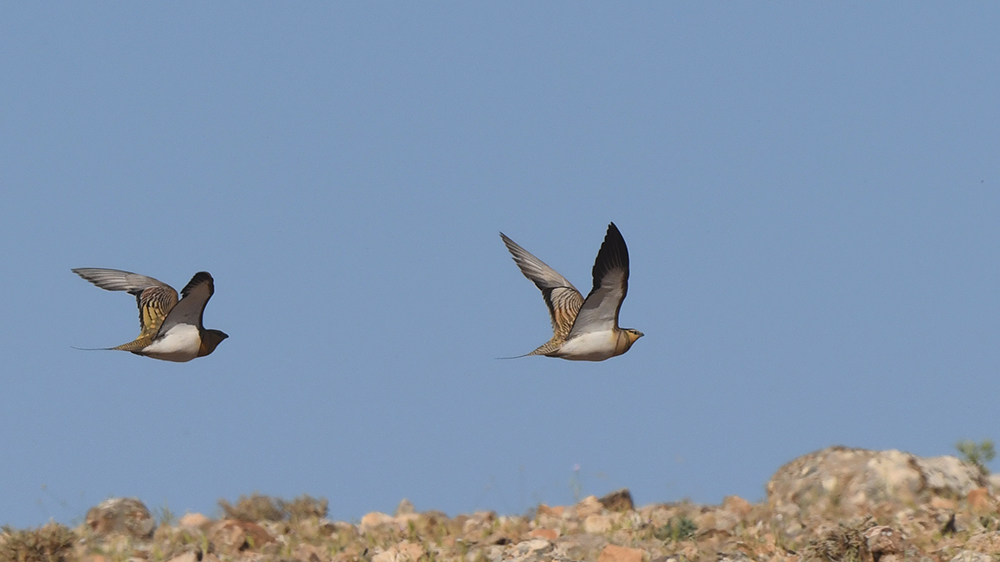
[72,268,228,362]
[500,222,643,361]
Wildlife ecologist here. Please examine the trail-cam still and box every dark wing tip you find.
[590,222,630,290]
[180,271,215,298]
[606,222,623,244]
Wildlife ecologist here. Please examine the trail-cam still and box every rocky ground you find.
[5,446,1000,562]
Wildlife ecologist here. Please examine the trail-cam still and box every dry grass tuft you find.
[281,495,329,521]
[803,516,873,562]
[652,516,697,542]
[218,492,286,522]
[0,523,76,562]
[218,492,329,523]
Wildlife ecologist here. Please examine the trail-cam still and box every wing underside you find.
[500,233,584,344]
[159,272,215,334]
[73,268,179,340]
[566,223,630,338]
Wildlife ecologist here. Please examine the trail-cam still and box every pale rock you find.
[461,518,481,537]
[331,544,366,562]
[497,515,523,526]
[922,455,986,494]
[722,496,752,518]
[461,511,496,538]
[208,520,274,553]
[780,519,804,537]
[610,529,635,545]
[532,505,564,530]
[483,545,505,562]
[372,540,424,562]
[643,505,675,527]
[528,528,559,540]
[86,497,156,539]
[94,534,132,555]
[560,518,582,534]
[165,553,198,562]
[575,496,604,518]
[598,544,645,562]
[261,520,290,537]
[516,538,552,555]
[694,511,716,532]
[294,517,328,539]
[951,552,993,562]
[359,512,395,532]
[397,541,426,561]
[767,446,987,519]
[865,525,904,562]
[555,533,608,561]
[395,499,415,516]
[533,513,561,529]
[393,512,421,528]
[584,514,613,534]
[705,509,740,534]
[293,544,328,562]
[965,531,1000,552]
[621,510,643,529]
[178,513,211,530]
[209,521,244,553]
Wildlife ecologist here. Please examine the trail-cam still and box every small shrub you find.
[157,503,177,527]
[218,493,285,522]
[803,517,872,562]
[0,523,76,562]
[218,493,330,523]
[653,516,697,542]
[280,495,329,521]
[956,439,996,475]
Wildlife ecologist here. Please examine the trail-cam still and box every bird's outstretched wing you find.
[566,223,629,338]
[500,233,584,342]
[158,272,215,334]
[72,268,179,341]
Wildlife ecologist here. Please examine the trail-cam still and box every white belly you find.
[141,324,201,362]
[554,331,617,361]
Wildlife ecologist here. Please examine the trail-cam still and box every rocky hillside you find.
[4,446,1000,562]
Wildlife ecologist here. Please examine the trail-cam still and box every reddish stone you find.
[722,495,752,517]
[536,504,564,517]
[528,528,559,540]
[968,487,993,515]
[597,544,644,562]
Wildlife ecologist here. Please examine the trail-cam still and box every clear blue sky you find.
[2,3,999,527]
